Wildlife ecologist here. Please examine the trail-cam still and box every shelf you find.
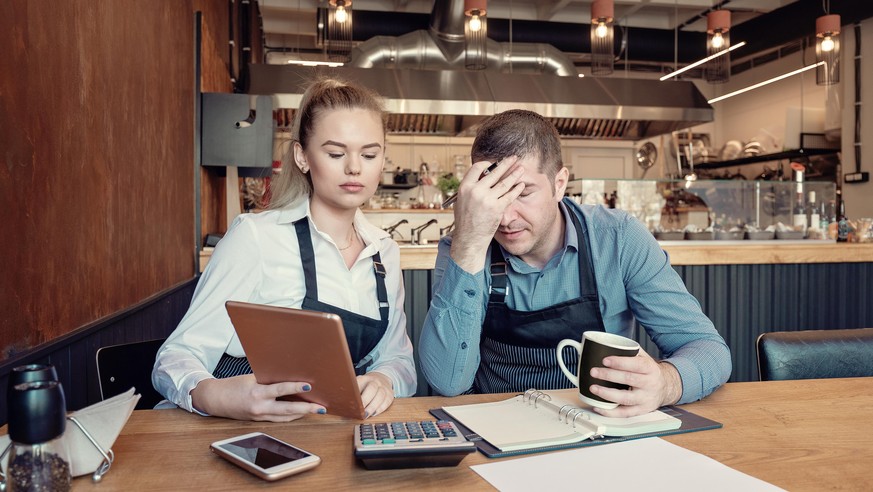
[379,183,419,190]
[694,148,838,170]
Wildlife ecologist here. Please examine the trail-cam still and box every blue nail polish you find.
[302,384,311,392]
[317,408,326,414]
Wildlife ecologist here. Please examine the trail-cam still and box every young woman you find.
[152,78,416,422]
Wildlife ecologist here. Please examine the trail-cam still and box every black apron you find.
[473,208,606,393]
[213,217,389,378]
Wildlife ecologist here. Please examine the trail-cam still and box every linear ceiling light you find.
[659,42,746,81]
[708,62,824,104]
[286,60,344,67]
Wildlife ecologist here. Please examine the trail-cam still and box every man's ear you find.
[293,142,308,173]
[553,167,570,199]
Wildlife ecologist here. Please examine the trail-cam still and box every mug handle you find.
[556,339,580,386]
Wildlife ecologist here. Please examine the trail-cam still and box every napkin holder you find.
[1,387,140,483]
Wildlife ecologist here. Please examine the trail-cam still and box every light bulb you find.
[595,22,608,39]
[469,14,481,32]
[335,5,348,23]
[711,32,724,49]
[821,35,835,52]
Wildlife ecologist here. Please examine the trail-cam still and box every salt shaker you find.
[4,380,71,491]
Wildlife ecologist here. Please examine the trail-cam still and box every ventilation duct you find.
[347,0,576,76]
[253,0,714,140]
[250,64,714,140]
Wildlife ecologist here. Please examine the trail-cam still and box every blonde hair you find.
[268,77,387,210]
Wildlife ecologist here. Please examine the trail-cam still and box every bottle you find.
[807,191,820,235]
[837,199,849,242]
[792,191,807,234]
[453,155,467,179]
[819,200,831,238]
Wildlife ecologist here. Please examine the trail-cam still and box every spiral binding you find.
[522,388,598,434]
[522,389,552,409]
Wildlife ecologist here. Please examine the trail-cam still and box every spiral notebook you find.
[430,388,722,458]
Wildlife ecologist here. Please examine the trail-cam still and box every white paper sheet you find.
[470,438,785,492]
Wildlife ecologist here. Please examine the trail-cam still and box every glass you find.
[565,178,836,241]
[853,218,873,243]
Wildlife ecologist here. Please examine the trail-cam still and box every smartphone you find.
[210,432,321,481]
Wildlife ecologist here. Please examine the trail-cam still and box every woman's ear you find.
[293,142,309,173]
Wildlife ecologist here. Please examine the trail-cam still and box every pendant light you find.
[464,0,487,70]
[704,10,731,83]
[327,0,353,62]
[590,0,614,76]
[815,13,840,85]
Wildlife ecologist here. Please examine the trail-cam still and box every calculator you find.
[353,420,477,469]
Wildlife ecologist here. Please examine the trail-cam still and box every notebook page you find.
[442,395,597,452]
[541,390,682,436]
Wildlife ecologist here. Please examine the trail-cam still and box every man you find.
[419,109,731,417]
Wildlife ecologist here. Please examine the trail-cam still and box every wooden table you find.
[73,378,873,491]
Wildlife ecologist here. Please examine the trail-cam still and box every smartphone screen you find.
[216,434,312,469]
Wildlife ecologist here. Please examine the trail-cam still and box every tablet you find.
[225,300,366,420]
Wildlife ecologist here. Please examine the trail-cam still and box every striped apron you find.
[212,217,390,379]
[473,209,606,393]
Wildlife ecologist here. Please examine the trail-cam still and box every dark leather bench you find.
[757,328,873,381]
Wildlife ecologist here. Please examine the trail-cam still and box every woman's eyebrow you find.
[321,140,347,148]
[320,141,383,150]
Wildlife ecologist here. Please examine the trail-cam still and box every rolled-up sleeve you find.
[612,214,732,403]
[366,240,417,397]
[419,237,489,396]
[152,216,262,413]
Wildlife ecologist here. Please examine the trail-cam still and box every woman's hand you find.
[357,371,395,418]
[190,374,325,422]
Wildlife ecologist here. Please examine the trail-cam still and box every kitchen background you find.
[2,0,873,419]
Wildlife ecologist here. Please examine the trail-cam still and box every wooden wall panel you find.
[0,279,197,425]
[198,0,235,243]
[0,0,220,361]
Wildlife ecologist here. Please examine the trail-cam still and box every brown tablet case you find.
[225,301,366,420]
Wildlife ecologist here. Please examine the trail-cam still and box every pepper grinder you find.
[4,379,71,491]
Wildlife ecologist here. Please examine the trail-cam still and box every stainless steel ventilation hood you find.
[249,64,713,140]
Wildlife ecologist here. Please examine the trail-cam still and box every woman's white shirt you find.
[152,199,416,413]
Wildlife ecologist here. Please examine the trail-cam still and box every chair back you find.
[757,328,873,381]
[96,339,166,409]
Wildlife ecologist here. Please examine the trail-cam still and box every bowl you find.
[685,231,714,241]
[775,230,805,240]
[715,231,744,241]
[654,231,685,241]
[745,231,775,240]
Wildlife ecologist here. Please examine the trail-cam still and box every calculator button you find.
[381,438,396,444]
[361,439,377,445]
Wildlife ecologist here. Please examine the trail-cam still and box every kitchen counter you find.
[393,241,873,269]
[199,241,873,272]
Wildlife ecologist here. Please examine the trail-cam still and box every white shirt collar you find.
[274,197,390,254]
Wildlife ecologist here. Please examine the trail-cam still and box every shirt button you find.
[461,342,468,349]
[464,289,475,298]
